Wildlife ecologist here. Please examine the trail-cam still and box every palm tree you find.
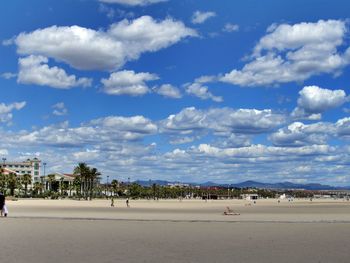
[73,176,81,198]
[7,173,18,196]
[47,174,56,193]
[33,182,43,196]
[0,171,7,193]
[111,179,119,196]
[88,167,101,199]
[21,173,32,197]
[73,163,90,199]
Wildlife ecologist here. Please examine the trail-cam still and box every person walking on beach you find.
[111,197,114,207]
[126,198,129,207]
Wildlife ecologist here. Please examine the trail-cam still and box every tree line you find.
[0,162,319,199]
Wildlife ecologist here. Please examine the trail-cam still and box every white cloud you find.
[196,143,332,159]
[336,117,350,138]
[73,149,100,162]
[292,85,348,119]
[52,102,68,116]
[15,16,196,71]
[0,72,17,79]
[184,82,222,102]
[160,107,286,137]
[3,115,157,149]
[101,70,158,96]
[0,101,26,124]
[1,107,350,184]
[270,122,332,147]
[99,0,167,6]
[154,84,182,99]
[220,20,349,86]
[223,23,239,32]
[18,55,92,89]
[191,11,216,24]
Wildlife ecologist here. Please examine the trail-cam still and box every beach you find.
[1,199,350,262]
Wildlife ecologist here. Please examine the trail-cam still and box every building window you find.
[34,171,39,176]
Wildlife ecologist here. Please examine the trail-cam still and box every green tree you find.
[89,167,101,199]
[47,174,57,193]
[7,173,18,196]
[0,171,7,193]
[21,173,32,197]
[111,180,119,196]
[73,163,90,199]
[33,182,43,196]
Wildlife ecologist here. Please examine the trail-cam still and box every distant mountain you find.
[232,181,350,190]
[133,179,350,190]
[134,180,170,187]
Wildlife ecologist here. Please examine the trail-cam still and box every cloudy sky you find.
[1,0,350,185]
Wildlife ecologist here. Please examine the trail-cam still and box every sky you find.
[1,0,350,185]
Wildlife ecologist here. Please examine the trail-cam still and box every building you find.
[0,158,41,183]
[43,172,76,195]
[240,193,259,200]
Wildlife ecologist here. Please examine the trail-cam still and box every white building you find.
[240,194,259,200]
[0,158,41,183]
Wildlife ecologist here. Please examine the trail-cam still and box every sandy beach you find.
[1,199,350,262]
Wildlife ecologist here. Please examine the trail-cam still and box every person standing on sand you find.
[126,198,129,207]
[111,197,114,207]
[0,192,4,217]
[2,203,8,217]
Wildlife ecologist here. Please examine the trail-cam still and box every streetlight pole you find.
[43,162,47,193]
[128,177,130,197]
[227,184,230,200]
[106,175,109,199]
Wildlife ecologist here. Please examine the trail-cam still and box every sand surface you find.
[1,199,350,263]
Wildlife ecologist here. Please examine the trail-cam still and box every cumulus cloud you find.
[3,115,157,149]
[160,107,286,143]
[184,82,222,102]
[336,117,350,138]
[270,122,332,147]
[52,102,68,116]
[222,23,239,32]
[191,11,216,24]
[101,70,158,96]
[15,16,196,71]
[292,86,348,119]
[220,20,350,86]
[99,0,167,6]
[154,84,182,99]
[0,101,26,124]
[18,55,92,89]
[196,143,332,159]
[2,107,350,184]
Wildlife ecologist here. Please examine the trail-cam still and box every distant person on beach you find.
[111,197,114,207]
[126,198,129,207]
[223,206,240,216]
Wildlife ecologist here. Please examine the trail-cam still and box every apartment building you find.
[0,158,41,183]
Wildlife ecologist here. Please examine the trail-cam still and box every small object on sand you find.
[223,206,240,216]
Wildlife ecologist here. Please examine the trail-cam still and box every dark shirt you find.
[0,194,4,209]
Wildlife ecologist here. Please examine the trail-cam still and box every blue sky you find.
[1,0,350,185]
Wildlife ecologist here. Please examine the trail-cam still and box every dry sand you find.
[1,198,350,262]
